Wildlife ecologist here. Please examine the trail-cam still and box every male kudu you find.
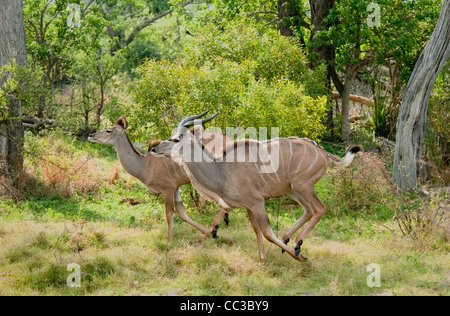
[151,112,361,263]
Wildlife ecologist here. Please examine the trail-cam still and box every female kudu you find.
[88,114,230,242]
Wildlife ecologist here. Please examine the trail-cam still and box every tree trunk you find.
[308,0,337,136]
[393,0,450,191]
[96,80,105,128]
[309,0,335,69]
[278,0,300,37]
[0,0,27,176]
[340,80,352,141]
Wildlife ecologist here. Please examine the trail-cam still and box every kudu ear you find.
[116,117,128,130]
[191,125,204,138]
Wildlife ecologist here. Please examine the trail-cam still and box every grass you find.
[0,133,448,296]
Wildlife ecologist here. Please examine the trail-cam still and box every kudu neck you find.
[113,133,147,181]
[184,137,217,162]
[183,138,226,192]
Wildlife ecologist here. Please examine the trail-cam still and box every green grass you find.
[0,135,448,296]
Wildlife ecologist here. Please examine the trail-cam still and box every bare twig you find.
[1,182,20,203]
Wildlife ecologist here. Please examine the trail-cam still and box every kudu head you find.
[151,110,219,160]
[88,117,129,146]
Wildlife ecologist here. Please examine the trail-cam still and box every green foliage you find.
[323,0,441,81]
[114,24,327,141]
[428,62,450,143]
[374,0,443,83]
[183,24,326,97]
[371,75,391,138]
[0,61,44,121]
[326,0,376,73]
[193,0,276,25]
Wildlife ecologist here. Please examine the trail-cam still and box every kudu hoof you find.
[294,240,303,257]
[212,225,219,239]
[224,213,229,226]
[281,238,290,254]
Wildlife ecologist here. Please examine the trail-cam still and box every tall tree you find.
[393,0,450,191]
[24,0,97,118]
[308,0,336,134]
[0,0,27,176]
[277,0,304,38]
[325,0,378,140]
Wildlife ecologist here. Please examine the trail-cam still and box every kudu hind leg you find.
[292,190,326,257]
[282,192,313,248]
[249,206,306,262]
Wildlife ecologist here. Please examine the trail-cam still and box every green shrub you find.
[111,25,328,141]
[183,24,325,96]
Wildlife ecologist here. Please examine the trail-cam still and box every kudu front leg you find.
[162,195,175,243]
[173,188,214,238]
[247,209,267,263]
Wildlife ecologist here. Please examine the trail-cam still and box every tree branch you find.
[81,0,96,17]
[247,11,278,18]
[332,92,374,107]
[22,115,57,129]
[329,66,344,94]
[124,0,195,46]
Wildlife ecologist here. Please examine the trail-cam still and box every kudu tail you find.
[327,145,362,168]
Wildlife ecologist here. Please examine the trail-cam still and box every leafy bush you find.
[327,151,396,213]
[111,25,328,141]
[184,24,327,98]
[395,189,449,248]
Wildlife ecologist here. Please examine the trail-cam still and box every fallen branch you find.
[332,92,375,107]
[1,182,19,203]
[22,115,57,129]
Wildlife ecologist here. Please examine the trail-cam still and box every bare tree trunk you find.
[0,0,27,176]
[340,65,360,141]
[340,80,352,140]
[96,80,105,128]
[393,0,450,191]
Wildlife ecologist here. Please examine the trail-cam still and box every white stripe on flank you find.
[294,144,307,174]
[287,141,293,172]
[258,163,268,184]
[274,169,281,182]
[303,146,319,175]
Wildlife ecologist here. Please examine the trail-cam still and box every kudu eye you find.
[106,130,112,133]
[170,134,183,143]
